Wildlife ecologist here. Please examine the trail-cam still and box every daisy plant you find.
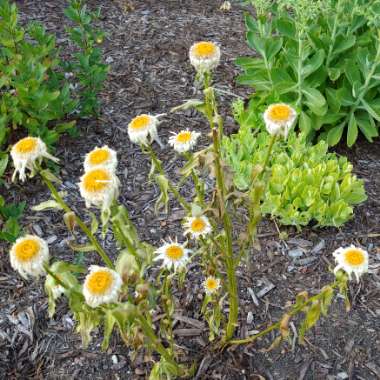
[7,38,373,379]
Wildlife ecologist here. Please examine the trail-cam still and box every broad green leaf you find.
[298,111,312,134]
[302,87,326,109]
[347,113,358,147]
[332,35,356,56]
[265,37,283,62]
[327,123,345,146]
[275,17,297,39]
[361,99,380,121]
[302,49,325,78]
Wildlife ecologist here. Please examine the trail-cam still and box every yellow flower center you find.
[268,104,292,123]
[14,239,40,262]
[344,249,365,266]
[87,270,113,295]
[165,245,184,261]
[14,137,38,154]
[191,218,206,233]
[176,131,192,144]
[83,169,110,192]
[205,277,219,291]
[193,42,217,58]
[88,148,110,165]
[130,115,151,131]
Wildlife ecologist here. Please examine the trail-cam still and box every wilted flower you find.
[154,239,191,270]
[220,1,231,11]
[83,265,123,308]
[168,130,201,153]
[11,137,59,182]
[10,235,49,278]
[84,146,117,172]
[79,167,120,212]
[333,245,368,282]
[128,114,162,147]
[203,276,221,294]
[183,215,212,239]
[263,103,297,138]
[189,41,221,73]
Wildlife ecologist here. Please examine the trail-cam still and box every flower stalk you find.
[39,169,114,269]
[144,144,191,212]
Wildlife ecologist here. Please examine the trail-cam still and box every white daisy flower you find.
[333,245,369,282]
[84,146,117,172]
[11,137,59,182]
[263,103,297,139]
[154,239,191,270]
[168,130,201,153]
[83,265,123,308]
[203,276,221,294]
[78,167,120,212]
[189,41,221,73]
[10,235,49,278]
[183,215,212,239]
[127,114,163,147]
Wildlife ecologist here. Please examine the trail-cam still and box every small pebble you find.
[246,311,254,324]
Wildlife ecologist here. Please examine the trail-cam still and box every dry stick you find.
[39,170,114,269]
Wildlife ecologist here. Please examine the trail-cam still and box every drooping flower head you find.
[83,265,123,308]
[333,245,368,282]
[183,215,212,239]
[11,137,59,182]
[128,114,162,147]
[10,235,49,278]
[189,41,221,73]
[263,103,297,139]
[84,146,117,172]
[154,239,191,270]
[203,276,221,294]
[168,130,201,153]
[79,167,120,212]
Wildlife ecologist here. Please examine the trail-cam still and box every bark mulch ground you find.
[0,1,379,379]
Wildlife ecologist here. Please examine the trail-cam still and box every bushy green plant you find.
[237,0,380,146]
[222,101,367,227]
[0,0,108,242]
[0,195,25,242]
[63,0,109,117]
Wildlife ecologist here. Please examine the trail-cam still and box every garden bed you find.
[0,0,379,379]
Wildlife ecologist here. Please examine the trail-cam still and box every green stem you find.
[229,282,338,345]
[145,145,191,213]
[296,33,304,107]
[261,134,277,177]
[325,0,340,67]
[212,129,238,341]
[39,170,114,269]
[136,314,180,373]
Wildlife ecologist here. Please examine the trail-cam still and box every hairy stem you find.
[229,282,338,345]
[145,144,191,212]
[212,129,238,341]
[39,170,114,269]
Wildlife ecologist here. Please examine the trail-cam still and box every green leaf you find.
[302,49,325,78]
[0,153,9,177]
[247,32,265,57]
[361,99,380,122]
[276,17,297,39]
[265,37,283,62]
[347,114,358,147]
[298,112,312,134]
[302,87,326,109]
[333,35,356,56]
[327,123,345,146]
